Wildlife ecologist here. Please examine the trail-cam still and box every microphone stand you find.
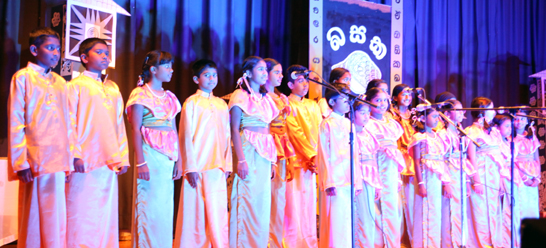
[447,106,546,248]
[305,73,376,248]
[438,112,480,248]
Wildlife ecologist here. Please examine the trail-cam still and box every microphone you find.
[290,70,312,80]
[414,101,451,112]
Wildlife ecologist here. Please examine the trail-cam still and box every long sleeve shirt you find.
[317,112,362,190]
[286,95,323,166]
[7,62,73,180]
[68,70,129,172]
[179,90,232,174]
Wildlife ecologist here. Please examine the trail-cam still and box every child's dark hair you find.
[391,84,412,107]
[366,79,387,93]
[264,58,280,72]
[192,59,217,77]
[287,64,308,83]
[329,67,350,84]
[364,87,385,102]
[411,108,438,133]
[516,108,534,140]
[29,27,60,47]
[440,99,462,128]
[492,114,512,140]
[139,50,174,84]
[435,91,456,103]
[325,83,350,108]
[353,101,370,112]
[241,56,267,95]
[470,96,493,132]
[78,38,108,68]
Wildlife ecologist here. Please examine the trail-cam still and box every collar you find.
[288,94,303,102]
[197,89,212,98]
[83,70,108,83]
[27,62,51,77]
[330,111,345,119]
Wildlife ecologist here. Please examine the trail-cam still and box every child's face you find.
[154,62,173,83]
[394,88,413,107]
[378,83,389,95]
[288,76,309,97]
[31,36,61,69]
[337,72,351,85]
[194,67,218,93]
[425,110,440,129]
[483,103,497,124]
[514,115,528,131]
[369,91,389,116]
[498,119,512,138]
[82,43,110,72]
[447,102,465,123]
[267,64,283,87]
[354,105,371,127]
[248,60,268,86]
[330,95,350,115]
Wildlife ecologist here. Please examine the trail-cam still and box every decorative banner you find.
[390,0,403,92]
[529,71,546,212]
[65,0,130,69]
[309,0,393,99]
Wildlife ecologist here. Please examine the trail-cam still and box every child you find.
[8,27,71,248]
[389,84,415,245]
[263,58,295,248]
[438,99,473,248]
[408,106,451,248]
[175,59,232,247]
[465,96,504,248]
[318,67,351,118]
[492,114,522,248]
[126,50,182,247]
[353,101,382,248]
[513,109,541,220]
[364,87,406,248]
[228,56,279,247]
[317,83,362,247]
[66,38,129,248]
[284,64,322,248]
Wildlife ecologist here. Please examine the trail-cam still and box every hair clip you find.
[137,75,144,86]
[144,56,149,65]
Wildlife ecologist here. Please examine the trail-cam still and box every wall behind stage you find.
[0,0,309,230]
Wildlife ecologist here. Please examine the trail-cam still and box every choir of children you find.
[7,27,543,248]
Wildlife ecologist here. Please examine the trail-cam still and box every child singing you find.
[8,27,71,248]
[317,83,362,248]
[175,59,232,247]
[126,50,182,248]
[228,56,279,247]
[409,106,451,248]
[353,101,382,248]
[365,87,406,248]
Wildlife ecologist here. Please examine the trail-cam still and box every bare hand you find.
[172,163,183,180]
[186,172,199,188]
[225,172,231,179]
[65,174,72,183]
[237,161,249,180]
[443,184,454,199]
[418,184,427,197]
[531,178,540,187]
[375,189,382,200]
[286,163,295,182]
[473,183,484,195]
[271,165,276,180]
[17,168,34,183]
[137,165,150,180]
[356,189,362,196]
[117,166,128,175]
[73,158,85,173]
[307,161,317,174]
[326,187,337,196]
